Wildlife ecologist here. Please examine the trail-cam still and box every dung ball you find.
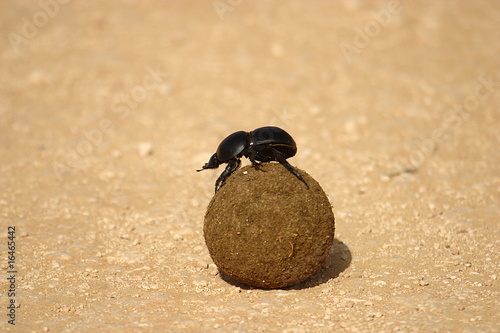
[203,163,335,289]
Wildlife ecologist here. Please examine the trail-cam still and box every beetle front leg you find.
[215,158,241,192]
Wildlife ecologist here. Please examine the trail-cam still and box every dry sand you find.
[1,1,499,332]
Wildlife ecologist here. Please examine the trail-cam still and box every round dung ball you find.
[204,163,335,289]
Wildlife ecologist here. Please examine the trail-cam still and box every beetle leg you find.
[247,152,263,170]
[215,158,241,192]
[273,152,309,189]
[252,161,263,170]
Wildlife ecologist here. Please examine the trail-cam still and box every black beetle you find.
[197,126,309,192]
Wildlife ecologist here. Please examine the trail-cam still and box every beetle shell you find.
[216,131,247,163]
[250,127,297,162]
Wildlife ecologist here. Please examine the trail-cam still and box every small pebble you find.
[138,142,154,156]
[373,280,387,286]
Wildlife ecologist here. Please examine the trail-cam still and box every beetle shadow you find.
[218,238,352,290]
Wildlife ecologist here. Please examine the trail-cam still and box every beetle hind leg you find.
[215,158,241,192]
[274,152,309,189]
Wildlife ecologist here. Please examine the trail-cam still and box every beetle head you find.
[197,153,220,171]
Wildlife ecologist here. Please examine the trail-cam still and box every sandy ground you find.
[1,1,499,332]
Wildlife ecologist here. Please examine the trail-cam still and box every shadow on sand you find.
[219,238,352,290]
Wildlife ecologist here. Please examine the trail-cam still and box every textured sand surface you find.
[1,1,499,332]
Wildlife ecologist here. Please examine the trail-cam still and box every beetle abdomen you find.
[251,126,296,148]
